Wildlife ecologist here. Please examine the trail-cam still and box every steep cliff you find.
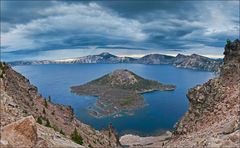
[0,62,118,147]
[119,39,239,147]
[170,39,240,147]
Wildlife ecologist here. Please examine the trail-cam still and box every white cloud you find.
[185,1,238,39]
[1,2,147,52]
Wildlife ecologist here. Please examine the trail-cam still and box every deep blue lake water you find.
[13,64,215,136]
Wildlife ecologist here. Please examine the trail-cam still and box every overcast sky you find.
[1,0,239,61]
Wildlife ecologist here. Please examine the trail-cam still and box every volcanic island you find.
[71,69,176,118]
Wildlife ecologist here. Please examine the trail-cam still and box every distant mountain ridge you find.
[9,52,223,72]
[173,54,223,72]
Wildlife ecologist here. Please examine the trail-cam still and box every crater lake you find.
[13,64,215,136]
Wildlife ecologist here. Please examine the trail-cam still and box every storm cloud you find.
[1,0,239,61]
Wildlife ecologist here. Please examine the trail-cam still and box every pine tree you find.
[226,39,231,46]
[37,117,42,124]
[45,119,51,127]
[44,99,48,108]
[60,129,65,135]
[43,108,46,114]
[71,128,83,145]
[48,96,52,102]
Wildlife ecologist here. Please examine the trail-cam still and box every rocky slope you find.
[9,52,222,72]
[175,40,240,130]
[170,39,240,147]
[137,54,175,64]
[77,69,176,92]
[173,54,222,72]
[71,69,175,117]
[120,39,240,147]
[0,116,82,147]
[0,62,118,147]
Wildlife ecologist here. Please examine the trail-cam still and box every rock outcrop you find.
[0,116,82,147]
[1,116,38,147]
[119,131,172,147]
[0,62,118,147]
